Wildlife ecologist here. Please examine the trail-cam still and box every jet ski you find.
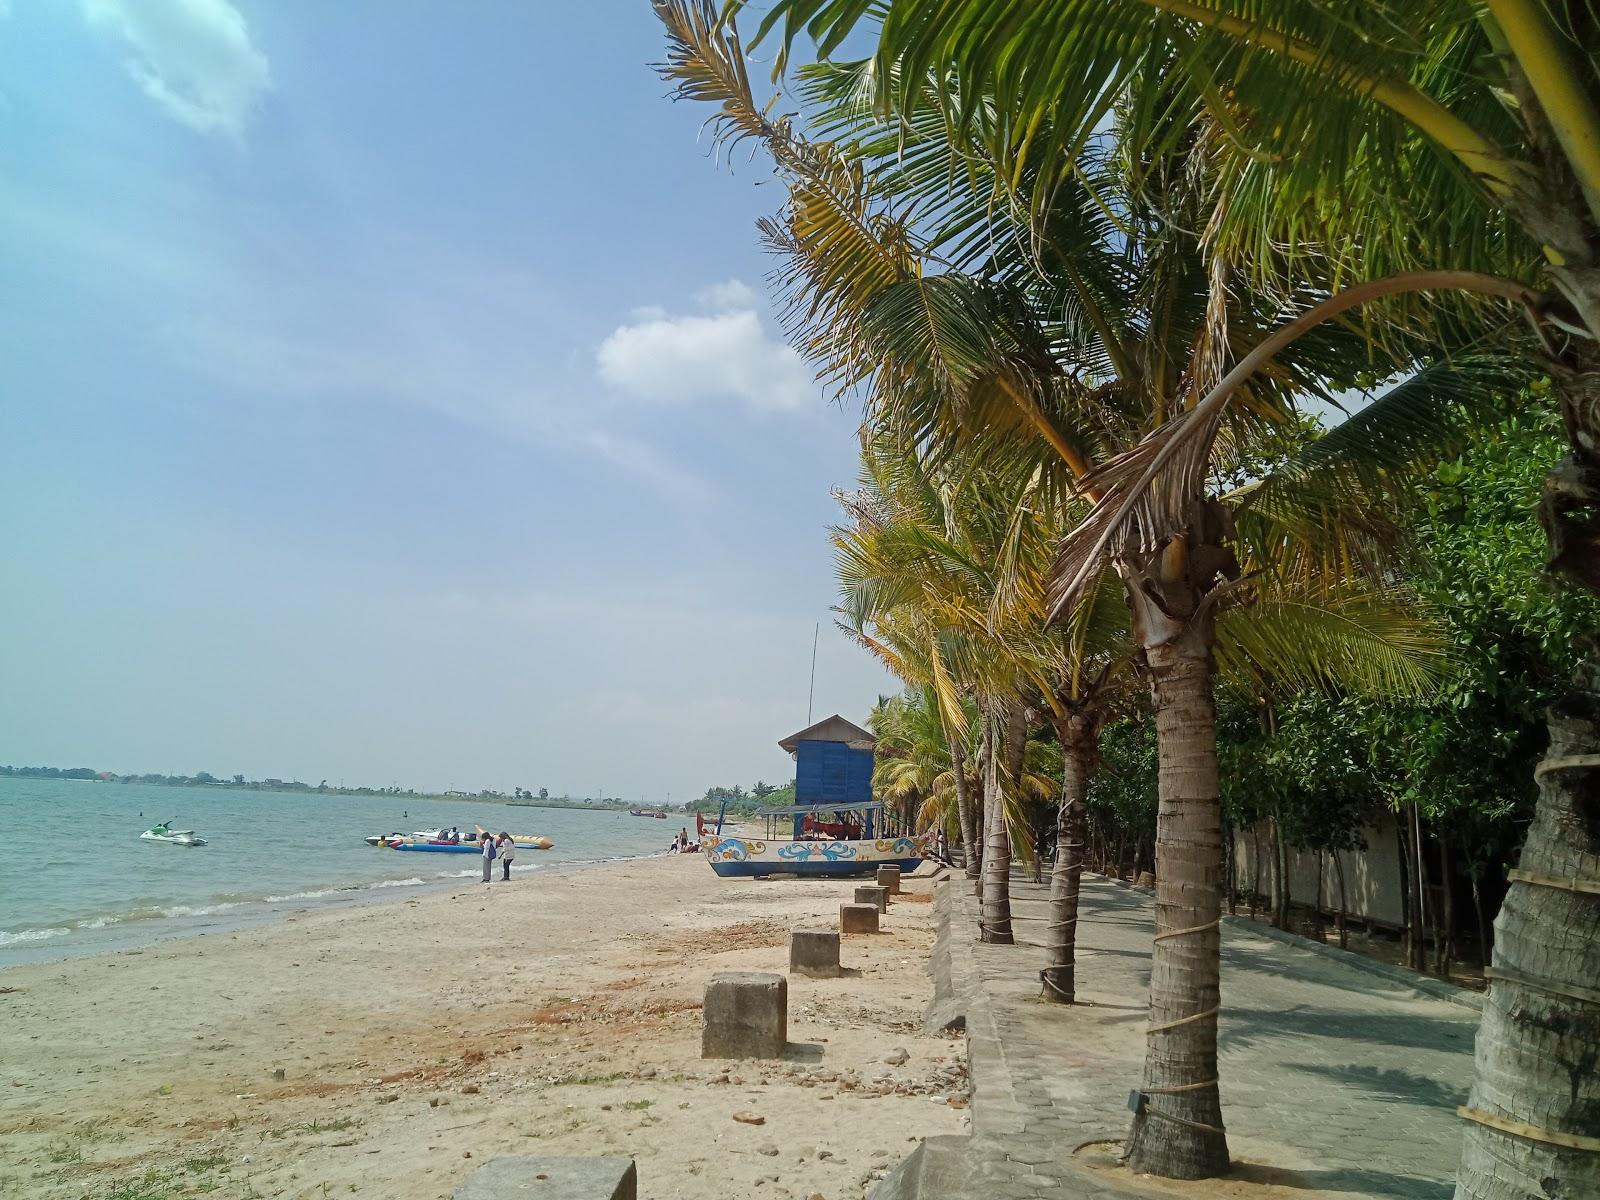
[141,822,208,847]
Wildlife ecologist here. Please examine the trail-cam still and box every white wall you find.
[1231,810,1406,928]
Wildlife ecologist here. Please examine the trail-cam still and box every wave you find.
[0,927,69,947]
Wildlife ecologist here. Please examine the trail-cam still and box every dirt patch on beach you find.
[0,858,966,1200]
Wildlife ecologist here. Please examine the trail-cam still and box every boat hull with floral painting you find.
[701,832,926,879]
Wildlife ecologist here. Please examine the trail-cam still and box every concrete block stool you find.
[790,928,841,978]
[854,884,889,913]
[701,971,787,1059]
[875,865,902,894]
[840,902,880,934]
[454,1157,637,1200]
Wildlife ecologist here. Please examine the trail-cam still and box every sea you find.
[0,777,684,968]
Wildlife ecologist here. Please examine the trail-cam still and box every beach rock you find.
[759,1145,780,1157]
[462,1084,480,1095]
[882,1048,909,1066]
[732,1111,766,1125]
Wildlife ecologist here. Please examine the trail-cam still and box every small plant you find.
[102,1167,177,1200]
[183,1153,227,1174]
[621,1099,652,1111]
[46,1139,83,1165]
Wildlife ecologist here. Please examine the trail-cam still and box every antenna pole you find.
[806,622,819,725]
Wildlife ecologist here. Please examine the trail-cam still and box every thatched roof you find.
[778,714,876,754]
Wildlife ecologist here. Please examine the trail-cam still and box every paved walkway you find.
[882,876,1480,1200]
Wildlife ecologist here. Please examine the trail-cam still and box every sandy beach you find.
[0,855,967,1200]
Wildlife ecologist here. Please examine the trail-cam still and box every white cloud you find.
[82,0,270,138]
[597,282,814,413]
[697,279,757,312]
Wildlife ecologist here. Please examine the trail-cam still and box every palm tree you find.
[657,3,1458,1177]
[741,6,1600,1191]
[868,688,956,838]
[834,437,1063,942]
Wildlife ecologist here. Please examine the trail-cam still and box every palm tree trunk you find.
[950,736,980,892]
[1123,611,1229,1179]
[1042,714,1094,1003]
[979,706,1014,943]
[1454,669,1600,1200]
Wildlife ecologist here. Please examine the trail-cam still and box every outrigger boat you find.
[701,801,925,879]
[629,808,668,819]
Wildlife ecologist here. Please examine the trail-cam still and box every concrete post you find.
[453,1157,637,1200]
[855,884,889,913]
[701,971,787,1059]
[875,865,902,894]
[789,928,841,978]
[840,902,880,934]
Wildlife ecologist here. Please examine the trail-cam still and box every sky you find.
[0,0,899,800]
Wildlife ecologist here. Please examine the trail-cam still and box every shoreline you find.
[0,796,747,970]
[0,854,965,1199]
[0,849,667,970]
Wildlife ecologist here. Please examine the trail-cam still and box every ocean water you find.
[0,778,684,967]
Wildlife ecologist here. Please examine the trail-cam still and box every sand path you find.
[0,855,966,1200]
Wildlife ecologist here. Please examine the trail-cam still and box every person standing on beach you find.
[497,832,515,881]
[480,831,495,883]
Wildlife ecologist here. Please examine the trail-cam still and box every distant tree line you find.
[687,780,795,816]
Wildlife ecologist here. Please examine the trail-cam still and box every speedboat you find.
[141,824,208,847]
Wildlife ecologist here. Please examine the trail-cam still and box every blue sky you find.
[0,0,896,799]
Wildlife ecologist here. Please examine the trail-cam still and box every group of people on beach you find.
[480,831,516,882]
[669,827,699,855]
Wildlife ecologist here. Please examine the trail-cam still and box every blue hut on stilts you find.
[701,715,927,879]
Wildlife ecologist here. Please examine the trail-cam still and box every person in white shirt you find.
[497,833,515,881]
[480,832,495,882]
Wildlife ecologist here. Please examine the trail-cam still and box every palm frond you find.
[1215,587,1446,700]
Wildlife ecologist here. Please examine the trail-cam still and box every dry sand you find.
[0,855,967,1200]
